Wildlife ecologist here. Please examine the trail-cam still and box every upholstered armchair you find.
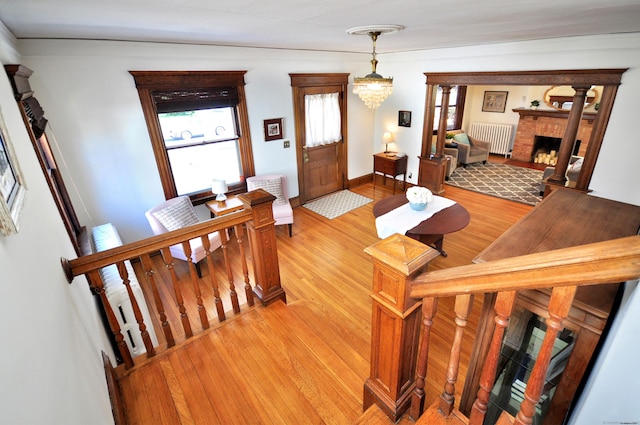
[145,196,223,277]
[246,174,294,237]
[442,146,459,179]
[539,155,584,195]
[448,130,491,167]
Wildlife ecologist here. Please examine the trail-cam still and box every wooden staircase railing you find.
[61,189,286,369]
[364,233,640,424]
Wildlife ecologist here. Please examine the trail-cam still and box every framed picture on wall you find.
[0,106,27,236]
[398,110,412,127]
[482,91,508,113]
[263,118,284,141]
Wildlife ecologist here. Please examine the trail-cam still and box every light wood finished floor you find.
[120,180,532,424]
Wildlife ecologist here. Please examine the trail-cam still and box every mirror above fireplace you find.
[543,85,601,110]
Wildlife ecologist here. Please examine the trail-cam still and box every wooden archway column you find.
[418,84,451,194]
[418,69,627,196]
[547,85,590,187]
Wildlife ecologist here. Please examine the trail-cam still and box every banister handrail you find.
[59,188,286,369]
[62,208,253,282]
[410,235,640,299]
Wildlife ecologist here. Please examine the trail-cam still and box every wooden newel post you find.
[238,189,287,306]
[363,234,440,421]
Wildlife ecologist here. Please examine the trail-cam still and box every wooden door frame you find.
[290,73,349,204]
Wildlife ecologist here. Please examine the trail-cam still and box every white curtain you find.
[305,92,341,148]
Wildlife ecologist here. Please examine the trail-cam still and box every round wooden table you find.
[373,194,470,257]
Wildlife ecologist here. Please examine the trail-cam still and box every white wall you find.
[7,31,640,423]
[568,280,640,424]
[17,34,640,244]
[16,40,375,241]
[0,24,114,424]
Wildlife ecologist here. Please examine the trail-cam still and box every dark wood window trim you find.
[432,85,466,135]
[129,71,255,204]
[5,64,88,255]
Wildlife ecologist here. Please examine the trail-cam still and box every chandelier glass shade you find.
[350,27,400,110]
[353,72,393,110]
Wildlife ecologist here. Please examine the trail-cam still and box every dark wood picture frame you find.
[482,91,508,113]
[398,110,412,127]
[0,106,27,236]
[263,118,284,141]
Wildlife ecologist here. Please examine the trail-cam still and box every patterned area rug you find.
[446,162,543,206]
[303,190,373,219]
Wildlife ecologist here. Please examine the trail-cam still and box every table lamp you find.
[211,178,228,203]
[383,132,395,154]
[382,131,395,156]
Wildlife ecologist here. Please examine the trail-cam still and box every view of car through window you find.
[158,108,243,195]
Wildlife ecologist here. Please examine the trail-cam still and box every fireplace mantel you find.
[513,108,597,123]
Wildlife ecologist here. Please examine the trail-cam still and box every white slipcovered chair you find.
[246,174,294,237]
[145,196,223,277]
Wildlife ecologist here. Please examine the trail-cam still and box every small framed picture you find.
[398,110,412,127]
[263,118,284,141]
[482,91,508,113]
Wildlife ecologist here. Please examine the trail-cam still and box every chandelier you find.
[348,25,404,109]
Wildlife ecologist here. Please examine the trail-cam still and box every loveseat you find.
[445,129,491,167]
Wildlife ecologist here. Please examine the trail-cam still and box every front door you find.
[303,141,342,200]
[290,74,349,204]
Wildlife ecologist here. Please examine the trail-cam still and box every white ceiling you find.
[1,0,640,53]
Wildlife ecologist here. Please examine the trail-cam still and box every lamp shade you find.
[211,178,228,201]
[383,132,395,153]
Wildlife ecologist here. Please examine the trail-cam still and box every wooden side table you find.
[205,195,244,218]
[373,153,408,194]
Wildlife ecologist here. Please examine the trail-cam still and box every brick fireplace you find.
[511,108,596,162]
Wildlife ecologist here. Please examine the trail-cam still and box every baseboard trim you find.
[103,351,126,425]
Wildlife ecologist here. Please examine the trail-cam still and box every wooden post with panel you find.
[238,189,287,306]
[363,234,440,421]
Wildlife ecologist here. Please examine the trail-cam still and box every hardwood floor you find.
[120,181,532,424]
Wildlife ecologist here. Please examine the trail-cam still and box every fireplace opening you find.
[531,136,581,163]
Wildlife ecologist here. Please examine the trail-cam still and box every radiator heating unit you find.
[92,223,158,357]
[469,122,514,157]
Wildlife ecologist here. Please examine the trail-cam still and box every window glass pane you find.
[159,108,236,146]
[434,107,441,130]
[434,86,460,131]
[168,141,242,195]
[158,107,241,196]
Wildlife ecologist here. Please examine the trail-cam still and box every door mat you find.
[446,162,543,206]
[303,190,373,219]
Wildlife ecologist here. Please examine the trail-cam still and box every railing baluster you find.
[60,188,283,363]
[181,241,209,330]
[139,253,175,348]
[469,290,517,425]
[220,229,240,314]
[202,234,226,322]
[116,261,155,358]
[410,296,439,420]
[161,247,192,338]
[235,223,254,307]
[512,285,577,425]
[439,293,474,416]
[87,269,133,368]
